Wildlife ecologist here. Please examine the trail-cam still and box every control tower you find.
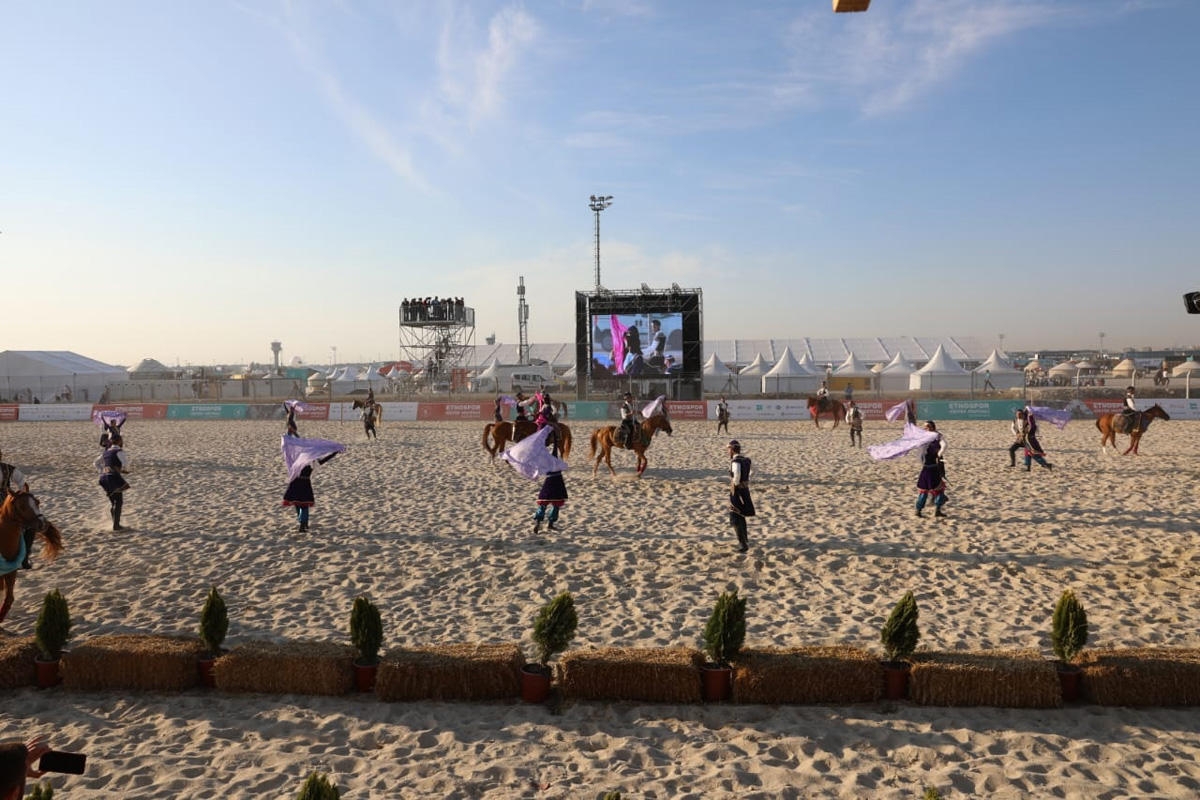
[398,297,476,391]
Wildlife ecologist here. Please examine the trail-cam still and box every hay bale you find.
[559,647,703,703]
[0,636,37,689]
[833,0,871,11]
[909,650,1060,708]
[1078,647,1200,706]
[214,640,354,696]
[376,643,523,702]
[732,646,880,704]
[63,634,205,692]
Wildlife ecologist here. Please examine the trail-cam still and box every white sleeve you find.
[9,467,26,489]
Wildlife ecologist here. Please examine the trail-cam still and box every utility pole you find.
[589,194,613,290]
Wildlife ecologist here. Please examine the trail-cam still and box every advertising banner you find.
[918,400,1025,421]
[92,404,169,420]
[12,404,93,422]
[563,402,610,421]
[665,401,707,420]
[0,405,17,422]
[725,399,811,420]
[166,404,248,420]
[417,403,490,421]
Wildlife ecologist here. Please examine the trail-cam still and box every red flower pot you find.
[521,664,551,703]
[1058,664,1082,703]
[197,656,217,689]
[700,664,733,702]
[354,661,378,693]
[35,657,61,689]
[882,661,909,700]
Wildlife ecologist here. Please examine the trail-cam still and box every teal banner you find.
[166,404,249,420]
[564,401,612,421]
[917,400,1024,421]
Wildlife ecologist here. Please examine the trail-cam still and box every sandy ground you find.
[2,416,1200,799]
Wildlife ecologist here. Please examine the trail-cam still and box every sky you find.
[2,0,1198,368]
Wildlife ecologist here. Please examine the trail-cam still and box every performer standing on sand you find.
[281,436,345,533]
[727,440,755,553]
[915,421,947,518]
[95,433,131,531]
[845,400,863,448]
[500,426,569,534]
[284,400,302,438]
[716,396,730,435]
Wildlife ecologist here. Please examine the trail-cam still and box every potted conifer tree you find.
[523,591,578,703]
[350,595,384,692]
[880,590,920,700]
[296,771,341,799]
[197,585,228,688]
[701,589,746,702]
[34,588,71,688]
[1051,589,1088,701]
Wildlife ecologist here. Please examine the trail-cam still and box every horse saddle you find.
[818,397,830,412]
[1118,411,1142,433]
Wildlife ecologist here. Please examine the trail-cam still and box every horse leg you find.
[0,575,13,623]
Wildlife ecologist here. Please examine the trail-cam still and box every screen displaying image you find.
[590,312,683,378]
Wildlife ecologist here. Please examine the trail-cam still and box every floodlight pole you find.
[589,194,613,290]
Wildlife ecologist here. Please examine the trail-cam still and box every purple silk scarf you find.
[281,436,346,483]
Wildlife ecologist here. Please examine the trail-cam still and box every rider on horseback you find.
[0,450,32,570]
[619,392,641,448]
[1122,386,1140,431]
[817,381,830,412]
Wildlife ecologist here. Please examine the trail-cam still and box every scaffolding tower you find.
[398,298,476,391]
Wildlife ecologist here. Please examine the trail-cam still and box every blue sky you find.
[2,0,1198,367]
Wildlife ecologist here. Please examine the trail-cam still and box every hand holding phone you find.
[38,750,87,775]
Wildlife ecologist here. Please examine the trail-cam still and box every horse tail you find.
[559,425,572,459]
[589,429,601,458]
[482,424,495,452]
[39,521,63,562]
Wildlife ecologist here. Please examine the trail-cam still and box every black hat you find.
[727,440,741,452]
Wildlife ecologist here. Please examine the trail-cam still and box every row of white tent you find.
[702,346,1024,394]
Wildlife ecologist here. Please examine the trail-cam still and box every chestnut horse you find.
[589,412,673,477]
[482,421,572,459]
[0,490,63,624]
[807,397,845,429]
[1096,403,1170,455]
[351,399,382,428]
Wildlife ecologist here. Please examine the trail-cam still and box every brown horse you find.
[1096,403,1170,455]
[351,399,382,428]
[0,490,63,624]
[589,413,674,477]
[807,397,845,429]
[482,421,572,459]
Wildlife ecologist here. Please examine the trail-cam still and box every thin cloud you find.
[781,0,1144,116]
[436,4,539,126]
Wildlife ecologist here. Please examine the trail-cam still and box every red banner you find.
[0,405,18,422]
[666,401,707,420]
[417,403,491,421]
[297,404,329,420]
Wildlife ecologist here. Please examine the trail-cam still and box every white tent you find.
[0,350,126,404]
[909,345,972,391]
[834,351,875,377]
[472,360,501,392]
[1048,360,1077,378]
[795,351,825,377]
[702,353,737,394]
[973,349,1024,391]
[738,353,773,377]
[1111,357,1137,377]
[762,347,822,394]
[1172,357,1200,377]
[878,352,917,393]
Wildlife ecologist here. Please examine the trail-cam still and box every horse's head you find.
[1148,403,1171,421]
[652,411,673,436]
[3,489,47,533]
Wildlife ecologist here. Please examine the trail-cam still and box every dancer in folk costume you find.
[869,406,947,518]
[281,435,345,532]
[501,426,568,534]
[845,400,864,447]
[95,433,131,530]
[726,440,755,553]
[716,396,730,435]
[94,409,126,448]
[1021,404,1070,470]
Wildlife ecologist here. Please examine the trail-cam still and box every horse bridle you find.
[12,492,47,533]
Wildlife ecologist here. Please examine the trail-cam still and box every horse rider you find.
[817,381,831,412]
[716,396,730,435]
[619,392,641,448]
[514,392,530,424]
[284,401,300,437]
[534,388,560,452]
[493,395,505,423]
[361,399,378,440]
[1122,385,1140,431]
[0,450,33,570]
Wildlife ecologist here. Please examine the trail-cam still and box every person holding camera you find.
[0,735,51,799]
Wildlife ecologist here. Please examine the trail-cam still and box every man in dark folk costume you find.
[95,434,131,531]
[726,440,755,553]
[619,392,640,448]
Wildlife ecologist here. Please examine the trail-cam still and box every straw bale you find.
[376,643,523,702]
[1078,647,1200,707]
[732,646,881,705]
[832,0,871,11]
[214,639,355,696]
[559,647,703,703]
[62,634,205,692]
[909,650,1060,708]
[0,636,37,689]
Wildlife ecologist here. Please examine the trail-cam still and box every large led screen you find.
[590,312,683,378]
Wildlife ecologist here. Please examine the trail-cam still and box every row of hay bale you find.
[5,635,1200,707]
